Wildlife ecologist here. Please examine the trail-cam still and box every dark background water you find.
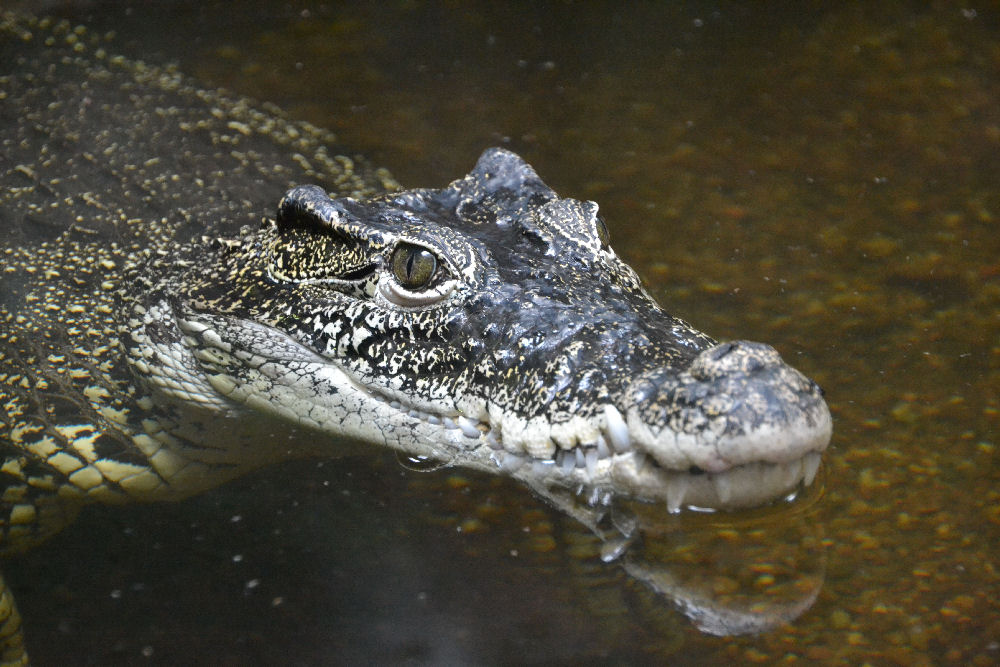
[5,1,1000,664]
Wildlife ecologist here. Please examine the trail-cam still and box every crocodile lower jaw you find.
[488,445,823,512]
[607,450,823,512]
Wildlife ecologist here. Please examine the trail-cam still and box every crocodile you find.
[0,14,832,664]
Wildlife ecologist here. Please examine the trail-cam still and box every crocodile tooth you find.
[584,448,598,477]
[803,452,821,486]
[594,435,610,459]
[458,416,480,438]
[557,449,575,474]
[442,416,457,430]
[602,404,631,452]
[485,430,501,450]
[666,476,689,513]
[574,447,586,469]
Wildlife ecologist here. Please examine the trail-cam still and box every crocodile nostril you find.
[688,340,782,380]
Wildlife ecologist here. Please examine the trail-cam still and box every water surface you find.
[8,1,1000,664]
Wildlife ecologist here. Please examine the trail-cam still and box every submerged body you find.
[0,13,830,664]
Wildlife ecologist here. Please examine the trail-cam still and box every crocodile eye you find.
[391,243,438,290]
[596,215,610,249]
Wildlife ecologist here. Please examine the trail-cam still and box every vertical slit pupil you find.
[393,243,437,289]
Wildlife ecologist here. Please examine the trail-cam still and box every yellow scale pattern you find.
[0,12,394,663]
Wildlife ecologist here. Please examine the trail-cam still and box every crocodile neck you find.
[0,13,397,541]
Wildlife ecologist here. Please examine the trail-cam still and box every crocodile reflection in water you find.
[0,13,831,663]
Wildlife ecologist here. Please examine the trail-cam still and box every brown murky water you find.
[7,1,999,664]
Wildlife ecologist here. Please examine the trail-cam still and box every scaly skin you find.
[0,13,831,663]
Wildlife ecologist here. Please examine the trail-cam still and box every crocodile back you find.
[0,14,395,552]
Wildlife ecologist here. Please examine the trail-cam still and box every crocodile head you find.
[166,148,831,512]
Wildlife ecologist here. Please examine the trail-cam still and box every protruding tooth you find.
[803,452,821,486]
[557,449,575,474]
[574,448,586,469]
[443,416,457,430]
[666,476,689,513]
[594,435,610,459]
[458,416,481,439]
[713,473,733,505]
[485,430,501,450]
[602,404,631,452]
[584,448,598,477]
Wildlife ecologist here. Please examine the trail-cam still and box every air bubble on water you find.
[396,451,449,472]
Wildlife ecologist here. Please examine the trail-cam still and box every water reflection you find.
[526,470,827,637]
[621,502,825,636]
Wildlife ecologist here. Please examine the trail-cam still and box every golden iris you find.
[391,243,437,289]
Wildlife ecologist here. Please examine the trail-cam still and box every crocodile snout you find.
[624,340,832,475]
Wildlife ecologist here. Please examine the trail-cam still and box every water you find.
[6,1,1000,663]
